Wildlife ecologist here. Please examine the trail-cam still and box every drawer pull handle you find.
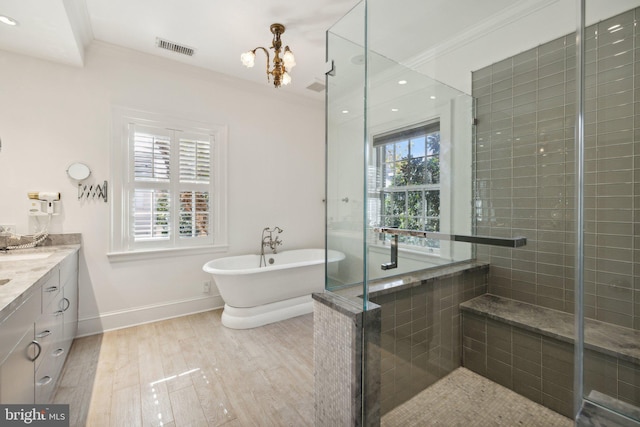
[45,286,59,293]
[36,330,52,338]
[37,376,53,386]
[29,340,42,361]
[61,297,70,312]
[53,348,65,357]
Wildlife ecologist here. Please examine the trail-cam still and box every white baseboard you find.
[221,295,313,329]
[76,295,224,337]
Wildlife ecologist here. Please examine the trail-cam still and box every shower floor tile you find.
[381,367,573,427]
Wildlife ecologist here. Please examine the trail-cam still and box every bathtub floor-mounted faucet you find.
[260,226,283,267]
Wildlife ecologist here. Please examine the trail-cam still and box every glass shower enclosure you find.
[325,0,640,424]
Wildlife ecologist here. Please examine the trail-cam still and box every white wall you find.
[0,41,325,335]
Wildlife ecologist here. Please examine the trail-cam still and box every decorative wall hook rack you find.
[78,181,108,202]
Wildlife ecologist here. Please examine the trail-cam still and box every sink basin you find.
[0,253,52,262]
[0,279,10,286]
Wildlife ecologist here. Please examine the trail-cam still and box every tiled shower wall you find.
[369,265,488,414]
[473,8,640,329]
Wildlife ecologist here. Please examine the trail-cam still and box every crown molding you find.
[402,0,560,70]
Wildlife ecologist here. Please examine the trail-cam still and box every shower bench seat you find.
[460,294,640,418]
[461,294,640,365]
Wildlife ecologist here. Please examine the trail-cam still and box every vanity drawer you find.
[34,343,66,404]
[33,309,63,371]
[59,253,78,287]
[40,268,60,312]
[0,291,40,364]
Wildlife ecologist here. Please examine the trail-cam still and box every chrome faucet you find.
[260,226,283,267]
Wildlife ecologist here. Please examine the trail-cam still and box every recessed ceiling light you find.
[398,80,407,85]
[391,108,399,112]
[430,95,436,100]
[341,110,349,114]
[0,15,18,26]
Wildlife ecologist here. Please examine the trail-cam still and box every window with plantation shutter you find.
[180,138,210,183]
[109,108,228,259]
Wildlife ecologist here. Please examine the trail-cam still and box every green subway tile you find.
[514,48,537,67]
[598,50,633,73]
[542,392,573,418]
[618,381,640,407]
[487,357,513,389]
[513,353,542,375]
[619,360,640,387]
[595,308,632,328]
[539,36,567,56]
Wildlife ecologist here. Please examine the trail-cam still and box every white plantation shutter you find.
[110,108,227,257]
[179,138,211,183]
[179,191,209,237]
[126,124,215,249]
[134,132,171,181]
[178,134,212,238]
[132,189,171,240]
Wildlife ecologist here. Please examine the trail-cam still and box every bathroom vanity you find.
[0,243,80,404]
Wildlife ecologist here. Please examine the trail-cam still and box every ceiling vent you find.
[306,81,326,92]
[156,38,195,56]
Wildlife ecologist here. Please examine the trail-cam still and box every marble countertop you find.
[332,260,489,300]
[0,244,81,323]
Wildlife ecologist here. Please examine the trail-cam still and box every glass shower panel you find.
[324,0,640,423]
[364,48,475,282]
[363,0,582,422]
[579,0,640,422]
[326,2,367,294]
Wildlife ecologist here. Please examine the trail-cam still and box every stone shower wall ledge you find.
[332,259,489,301]
[461,294,640,365]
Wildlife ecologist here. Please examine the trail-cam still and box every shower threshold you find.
[381,367,572,427]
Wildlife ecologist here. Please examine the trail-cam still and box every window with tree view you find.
[373,121,441,249]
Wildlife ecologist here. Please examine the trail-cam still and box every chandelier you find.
[240,23,296,88]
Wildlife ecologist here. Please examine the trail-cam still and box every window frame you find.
[108,107,228,261]
[372,120,442,251]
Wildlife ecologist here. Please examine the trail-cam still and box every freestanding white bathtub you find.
[203,248,345,329]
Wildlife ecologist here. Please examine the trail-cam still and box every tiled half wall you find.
[472,7,640,329]
[313,293,381,426]
[369,264,488,414]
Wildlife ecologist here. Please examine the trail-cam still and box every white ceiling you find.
[0,0,361,100]
[1,0,639,101]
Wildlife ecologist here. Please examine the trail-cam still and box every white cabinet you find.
[60,252,78,356]
[34,251,79,404]
[0,249,79,404]
[34,269,64,404]
[0,291,40,403]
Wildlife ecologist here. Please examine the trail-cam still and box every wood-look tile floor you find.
[55,310,575,427]
[53,309,314,427]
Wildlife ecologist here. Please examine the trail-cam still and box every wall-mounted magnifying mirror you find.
[67,162,91,181]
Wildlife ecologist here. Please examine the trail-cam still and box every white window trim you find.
[108,106,228,261]
[373,120,442,253]
[368,99,471,259]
